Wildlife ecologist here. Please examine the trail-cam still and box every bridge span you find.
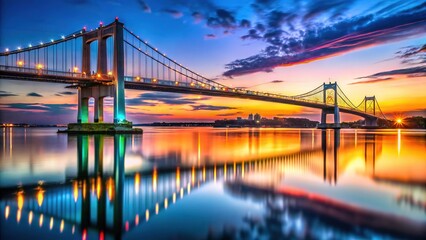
[0,19,387,128]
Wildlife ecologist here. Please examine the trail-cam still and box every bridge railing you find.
[0,65,114,81]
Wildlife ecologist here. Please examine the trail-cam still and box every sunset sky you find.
[0,0,425,124]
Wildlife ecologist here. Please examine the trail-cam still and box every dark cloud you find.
[216,111,243,116]
[27,92,43,97]
[224,2,426,77]
[58,91,77,95]
[191,104,236,111]
[163,9,183,18]
[240,19,251,28]
[303,0,353,21]
[192,11,203,23]
[205,33,216,39]
[396,44,426,65]
[0,91,18,97]
[354,66,426,83]
[349,77,394,85]
[137,0,151,13]
[207,9,236,30]
[0,103,75,113]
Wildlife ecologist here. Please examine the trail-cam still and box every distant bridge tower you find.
[364,96,378,127]
[319,82,340,129]
[78,19,126,124]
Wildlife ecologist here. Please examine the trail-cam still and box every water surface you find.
[0,127,425,239]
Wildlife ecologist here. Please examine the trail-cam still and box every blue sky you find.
[0,0,425,124]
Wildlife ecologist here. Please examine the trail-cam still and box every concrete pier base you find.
[58,122,142,134]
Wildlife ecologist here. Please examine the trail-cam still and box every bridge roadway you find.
[0,66,375,119]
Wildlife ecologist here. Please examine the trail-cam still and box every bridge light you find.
[97,73,101,78]
[152,78,157,82]
[73,67,79,73]
[72,34,75,37]
[29,44,32,47]
[61,35,65,39]
[40,42,43,45]
[99,21,103,26]
[51,39,54,43]
[36,64,44,69]
[175,81,179,85]
[5,48,9,52]
[17,47,21,50]
[135,76,141,81]
[17,60,24,67]
[107,71,112,76]
[115,16,119,21]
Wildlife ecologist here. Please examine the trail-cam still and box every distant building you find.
[248,114,253,121]
[254,113,261,122]
[237,117,242,121]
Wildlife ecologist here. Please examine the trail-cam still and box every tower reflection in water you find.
[1,130,424,240]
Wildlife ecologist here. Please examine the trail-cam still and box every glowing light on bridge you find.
[36,64,44,70]
[5,48,9,52]
[107,71,112,76]
[17,60,24,67]
[73,67,79,73]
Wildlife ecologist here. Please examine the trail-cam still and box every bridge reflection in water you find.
[1,130,407,239]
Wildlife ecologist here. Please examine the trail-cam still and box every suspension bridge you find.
[0,19,387,129]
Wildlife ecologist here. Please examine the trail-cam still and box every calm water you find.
[0,127,425,239]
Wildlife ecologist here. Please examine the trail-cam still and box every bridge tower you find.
[364,96,378,127]
[318,82,340,129]
[78,18,126,124]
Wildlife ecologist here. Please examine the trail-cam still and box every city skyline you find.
[0,0,425,124]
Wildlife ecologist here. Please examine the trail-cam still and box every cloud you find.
[137,0,151,13]
[163,9,183,18]
[191,104,236,111]
[351,66,426,84]
[216,111,243,116]
[395,44,426,65]
[224,1,426,77]
[0,103,75,113]
[56,91,76,96]
[0,91,18,97]
[349,77,394,85]
[27,92,43,97]
[204,33,216,39]
[207,9,237,30]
